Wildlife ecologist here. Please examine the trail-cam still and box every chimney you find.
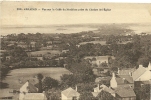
[97,84,100,90]
[112,73,116,78]
[148,62,151,70]
[117,68,120,74]
[75,85,78,92]
[123,78,125,83]
[110,73,117,88]
[129,72,132,76]
[139,65,143,68]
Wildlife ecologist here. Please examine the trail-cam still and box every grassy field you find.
[79,41,106,45]
[2,68,72,90]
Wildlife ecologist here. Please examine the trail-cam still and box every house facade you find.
[132,63,151,81]
[115,89,136,100]
[19,81,38,100]
[61,87,80,100]
[110,73,136,100]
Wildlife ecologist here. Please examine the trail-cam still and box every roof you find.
[116,89,136,97]
[23,93,46,100]
[20,81,37,93]
[84,56,114,61]
[118,68,136,75]
[95,77,111,83]
[100,85,115,94]
[135,80,151,85]
[61,87,80,97]
[116,78,126,85]
[96,56,109,61]
[132,66,147,80]
[91,92,99,97]
[117,75,134,84]
[0,89,14,98]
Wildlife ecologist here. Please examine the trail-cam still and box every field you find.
[79,41,106,45]
[2,68,72,90]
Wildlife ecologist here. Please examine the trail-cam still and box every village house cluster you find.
[1,61,151,100]
[1,31,151,100]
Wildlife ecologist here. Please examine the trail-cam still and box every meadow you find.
[2,68,72,90]
[79,41,107,45]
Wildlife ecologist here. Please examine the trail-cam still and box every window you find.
[141,84,144,87]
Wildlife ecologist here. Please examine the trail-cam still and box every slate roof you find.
[61,87,80,97]
[116,78,126,85]
[117,75,134,84]
[91,92,99,97]
[115,88,136,98]
[96,56,109,61]
[132,66,147,80]
[23,93,46,100]
[92,84,114,97]
[20,81,37,93]
[100,84,115,94]
[118,68,136,75]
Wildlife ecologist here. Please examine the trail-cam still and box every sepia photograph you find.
[0,1,151,100]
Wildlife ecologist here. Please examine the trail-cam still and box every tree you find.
[137,56,149,67]
[134,84,150,100]
[79,92,96,100]
[42,77,59,90]
[46,88,61,100]
[37,73,44,93]
[97,91,117,100]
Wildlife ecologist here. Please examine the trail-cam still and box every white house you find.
[19,81,38,100]
[132,62,151,81]
[61,87,80,100]
[110,73,134,89]
[23,92,47,100]
[84,56,114,66]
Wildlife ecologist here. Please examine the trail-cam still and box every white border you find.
[0,0,151,3]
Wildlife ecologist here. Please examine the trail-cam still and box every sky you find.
[0,2,151,26]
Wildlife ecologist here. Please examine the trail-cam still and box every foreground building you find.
[61,87,80,100]
[115,88,136,100]
[132,63,151,81]
[19,80,46,100]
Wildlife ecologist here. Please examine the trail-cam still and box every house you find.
[92,67,109,77]
[6,56,11,60]
[30,42,36,47]
[23,92,47,100]
[95,77,111,86]
[117,68,136,76]
[91,84,115,97]
[110,73,134,89]
[31,57,43,60]
[84,56,115,66]
[61,87,80,100]
[46,41,53,45]
[132,63,151,81]
[62,49,69,53]
[115,88,136,100]
[40,46,53,50]
[92,37,100,41]
[19,80,38,100]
